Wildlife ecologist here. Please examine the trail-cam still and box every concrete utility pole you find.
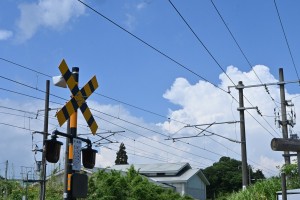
[4,160,8,199]
[237,81,249,189]
[279,68,290,165]
[281,173,287,200]
[40,80,50,200]
[5,160,8,180]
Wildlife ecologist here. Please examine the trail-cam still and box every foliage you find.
[203,156,265,199]
[223,177,281,200]
[88,166,193,200]
[0,179,23,200]
[280,163,300,188]
[0,166,63,200]
[115,142,129,165]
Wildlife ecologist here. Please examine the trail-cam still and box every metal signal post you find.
[54,60,99,199]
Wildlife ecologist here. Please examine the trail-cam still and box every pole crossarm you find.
[185,120,239,127]
[52,130,91,145]
[227,79,300,93]
[165,124,241,143]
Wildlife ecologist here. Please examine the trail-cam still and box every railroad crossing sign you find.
[56,59,99,134]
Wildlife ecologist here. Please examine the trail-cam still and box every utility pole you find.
[64,67,79,200]
[5,160,8,180]
[40,80,50,200]
[279,68,290,165]
[237,81,249,190]
[4,160,8,199]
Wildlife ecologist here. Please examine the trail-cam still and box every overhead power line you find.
[0,85,222,163]
[167,0,280,138]
[168,0,235,85]
[273,0,300,80]
[0,60,280,159]
[76,0,227,93]
[0,57,51,78]
[210,0,279,108]
[94,114,216,162]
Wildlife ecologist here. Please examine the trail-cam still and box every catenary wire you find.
[0,57,51,78]
[168,0,235,85]
[116,131,208,167]
[94,114,216,162]
[0,67,282,164]
[273,0,300,80]
[0,57,282,170]
[76,0,227,93]
[210,0,279,109]
[0,57,284,170]
[1,74,278,174]
[0,85,221,163]
[76,0,281,139]
[167,0,281,138]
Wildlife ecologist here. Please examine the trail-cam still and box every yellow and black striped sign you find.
[56,59,98,134]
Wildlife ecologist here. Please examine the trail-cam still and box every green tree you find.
[281,163,300,188]
[203,156,265,199]
[88,166,193,200]
[115,142,128,165]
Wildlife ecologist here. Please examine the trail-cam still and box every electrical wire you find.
[76,0,228,93]
[0,85,221,163]
[0,74,280,164]
[210,0,279,109]
[0,56,281,138]
[117,131,213,167]
[94,92,187,125]
[0,57,51,78]
[168,0,235,85]
[0,56,284,172]
[94,114,215,162]
[273,0,300,80]
[0,75,67,101]
[167,0,281,138]
[0,122,35,132]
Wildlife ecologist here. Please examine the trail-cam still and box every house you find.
[109,162,209,200]
[277,188,300,200]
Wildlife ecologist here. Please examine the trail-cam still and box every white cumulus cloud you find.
[0,29,13,40]
[159,65,300,176]
[16,0,85,42]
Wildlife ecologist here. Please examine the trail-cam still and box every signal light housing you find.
[45,135,63,163]
[82,144,97,169]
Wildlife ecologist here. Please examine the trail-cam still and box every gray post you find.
[297,152,300,177]
[279,68,290,165]
[281,173,287,200]
[5,160,8,180]
[40,80,50,200]
[237,81,248,189]
[4,160,8,199]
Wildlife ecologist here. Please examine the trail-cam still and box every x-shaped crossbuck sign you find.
[56,59,98,134]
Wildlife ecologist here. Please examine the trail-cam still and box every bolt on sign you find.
[56,59,99,134]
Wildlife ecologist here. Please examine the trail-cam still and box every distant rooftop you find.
[109,162,190,175]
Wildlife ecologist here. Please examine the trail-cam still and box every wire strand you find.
[273,0,300,80]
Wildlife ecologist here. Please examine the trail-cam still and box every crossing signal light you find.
[82,144,97,169]
[45,135,63,163]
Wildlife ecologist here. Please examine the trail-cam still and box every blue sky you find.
[1,0,300,180]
